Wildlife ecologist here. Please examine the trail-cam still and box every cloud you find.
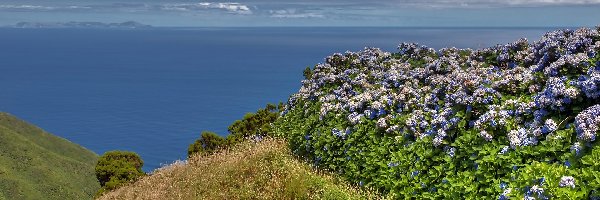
[0,4,91,11]
[2,1,599,14]
[269,9,324,18]
[0,2,252,15]
[160,3,252,14]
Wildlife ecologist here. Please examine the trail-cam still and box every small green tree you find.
[226,103,280,145]
[188,131,226,157]
[95,151,144,194]
[303,66,313,79]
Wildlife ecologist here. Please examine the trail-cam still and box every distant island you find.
[11,21,152,29]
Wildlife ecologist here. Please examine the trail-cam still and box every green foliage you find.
[275,99,600,199]
[0,112,100,200]
[188,131,226,156]
[95,151,145,194]
[187,103,281,158]
[225,103,281,144]
[303,66,313,79]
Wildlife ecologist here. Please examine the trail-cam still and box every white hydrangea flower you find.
[559,176,576,188]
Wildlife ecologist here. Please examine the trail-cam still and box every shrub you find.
[95,151,144,194]
[188,104,281,157]
[188,131,226,157]
[225,103,281,144]
[274,26,600,198]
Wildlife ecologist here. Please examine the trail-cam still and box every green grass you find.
[0,112,100,200]
[99,138,380,200]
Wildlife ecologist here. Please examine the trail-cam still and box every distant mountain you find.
[13,21,152,29]
[0,112,100,200]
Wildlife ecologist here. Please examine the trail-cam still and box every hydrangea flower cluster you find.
[559,176,576,188]
[287,26,600,150]
[498,188,512,200]
[278,26,600,199]
[524,184,548,200]
[575,104,600,141]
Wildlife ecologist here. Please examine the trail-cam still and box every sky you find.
[0,0,599,27]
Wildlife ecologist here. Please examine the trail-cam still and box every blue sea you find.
[0,27,561,171]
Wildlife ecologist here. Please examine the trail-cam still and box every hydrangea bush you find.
[274,26,600,199]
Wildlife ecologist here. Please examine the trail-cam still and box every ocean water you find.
[0,27,560,171]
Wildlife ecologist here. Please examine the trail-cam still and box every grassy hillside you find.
[99,138,379,200]
[0,112,100,199]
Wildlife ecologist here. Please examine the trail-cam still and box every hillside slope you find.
[0,112,100,199]
[99,138,377,200]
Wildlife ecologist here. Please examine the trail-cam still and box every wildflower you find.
[499,146,509,154]
[529,185,544,197]
[499,188,512,200]
[448,147,456,157]
[433,136,443,147]
[575,104,600,141]
[386,125,399,133]
[500,182,508,189]
[332,128,346,138]
[347,112,363,124]
[252,134,263,142]
[480,130,493,141]
[376,117,387,128]
[559,176,576,188]
[507,127,535,148]
[429,186,437,192]
[571,142,582,155]
[410,170,419,178]
[542,119,557,133]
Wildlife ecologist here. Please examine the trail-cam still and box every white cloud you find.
[269,9,324,18]
[0,4,91,11]
[161,3,252,14]
[0,2,252,14]
[0,5,53,10]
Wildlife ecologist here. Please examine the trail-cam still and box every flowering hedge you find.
[274,26,600,199]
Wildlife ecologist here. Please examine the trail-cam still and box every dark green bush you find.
[225,103,281,144]
[188,131,226,157]
[303,66,313,79]
[188,104,281,158]
[95,151,144,194]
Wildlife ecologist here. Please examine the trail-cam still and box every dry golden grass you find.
[97,138,379,200]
